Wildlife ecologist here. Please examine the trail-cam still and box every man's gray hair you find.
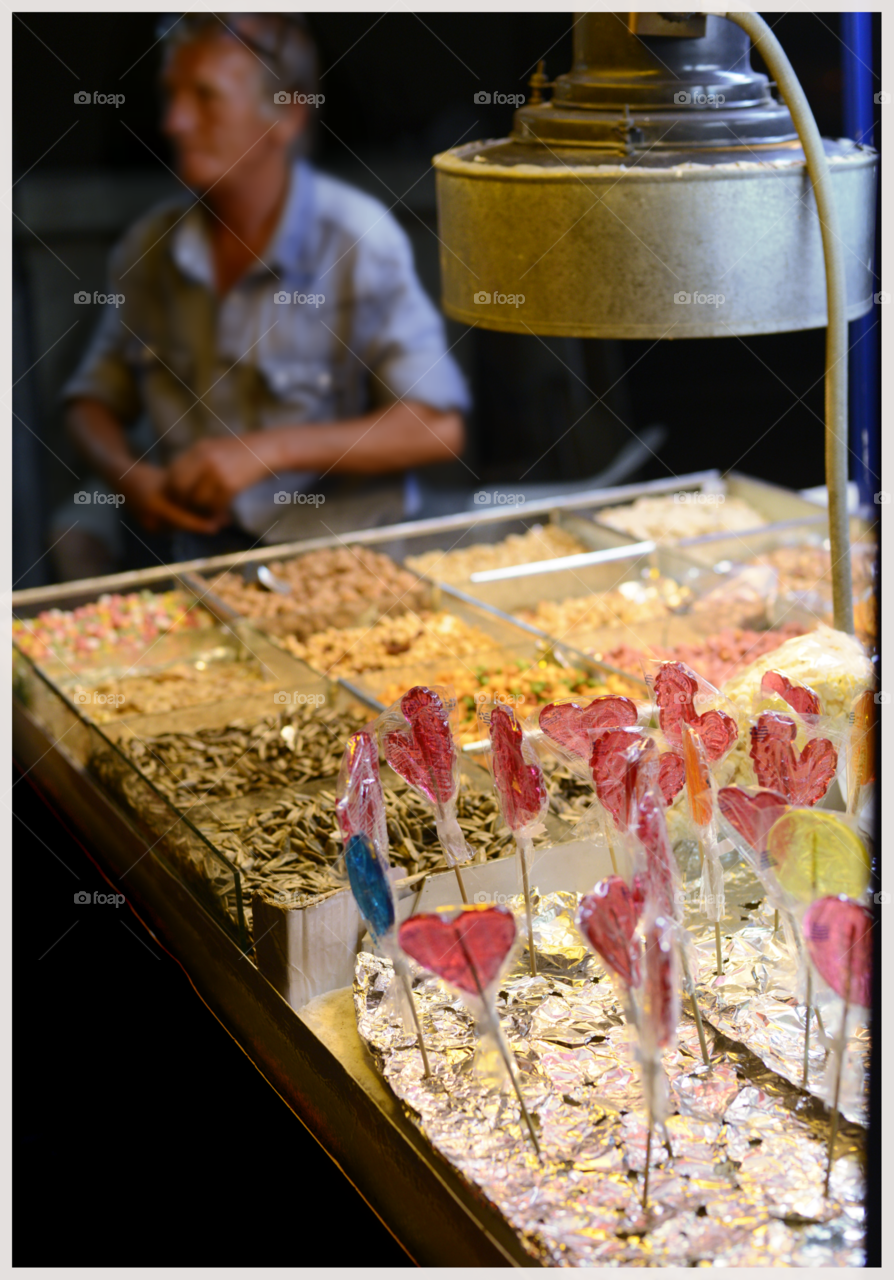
[158,13,319,151]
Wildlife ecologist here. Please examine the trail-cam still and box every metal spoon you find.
[242,563,291,594]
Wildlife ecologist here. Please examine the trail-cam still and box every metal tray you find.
[577,471,830,549]
[13,644,252,949]
[671,512,875,568]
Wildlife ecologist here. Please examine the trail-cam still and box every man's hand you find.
[120,462,230,534]
[66,399,229,535]
[163,435,274,515]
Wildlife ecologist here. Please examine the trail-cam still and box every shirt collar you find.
[170,159,315,289]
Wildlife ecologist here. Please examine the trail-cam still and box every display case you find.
[11,476,872,1266]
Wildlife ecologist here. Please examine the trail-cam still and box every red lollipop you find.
[591,730,684,829]
[382,686,456,806]
[717,786,788,853]
[399,904,542,1158]
[749,712,838,806]
[643,916,678,1049]
[658,750,685,806]
[336,730,389,863]
[578,876,643,988]
[803,896,872,1009]
[539,695,638,761]
[654,662,737,761]
[590,727,643,826]
[761,670,821,721]
[491,703,547,832]
[399,905,517,997]
[634,788,678,922]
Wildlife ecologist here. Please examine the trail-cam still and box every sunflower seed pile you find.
[198,780,517,935]
[119,704,368,803]
[544,762,595,825]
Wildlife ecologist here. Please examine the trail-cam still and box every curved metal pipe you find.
[722,11,854,634]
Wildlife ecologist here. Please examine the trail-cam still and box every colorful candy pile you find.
[586,622,809,690]
[13,590,214,665]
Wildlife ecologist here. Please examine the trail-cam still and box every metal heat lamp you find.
[433,12,878,634]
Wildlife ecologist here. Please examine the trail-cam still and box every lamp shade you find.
[433,14,877,338]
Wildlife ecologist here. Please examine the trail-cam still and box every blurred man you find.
[64,13,468,563]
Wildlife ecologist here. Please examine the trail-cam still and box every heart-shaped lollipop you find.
[591,729,684,828]
[539,696,638,761]
[590,727,643,825]
[383,686,456,806]
[654,662,737,761]
[717,786,788,852]
[658,749,685,806]
[399,905,517,996]
[803,896,872,1009]
[750,712,837,806]
[491,703,547,832]
[761,670,821,721]
[578,876,643,987]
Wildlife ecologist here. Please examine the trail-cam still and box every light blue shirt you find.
[62,160,470,533]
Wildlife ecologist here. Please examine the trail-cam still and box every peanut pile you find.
[202,546,429,639]
[279,609,502,677]
[405,524,586,584]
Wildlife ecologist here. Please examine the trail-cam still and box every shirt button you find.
[317,372,331,390]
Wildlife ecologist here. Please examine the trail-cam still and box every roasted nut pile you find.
[72,660,283,721]
[279,609,502,677]
[746,541,876,598]
[746,542,877,644]
[405,524,586,584]
[201,546,429,639]
[587,622,809,690]
[201,781,517,934]
[119,704,368,800]
[375,656,640,746]
[514,576,691,637]
[597,493,767,541]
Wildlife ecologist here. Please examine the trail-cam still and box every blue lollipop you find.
[345,833,395,942]
[343,834,432,1077]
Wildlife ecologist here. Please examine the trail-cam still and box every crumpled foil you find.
[674,841,869,1127]
[354,869,867,1266]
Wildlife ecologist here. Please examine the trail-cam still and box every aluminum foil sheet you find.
[674,841,870,1127]
[354,880,867,1267]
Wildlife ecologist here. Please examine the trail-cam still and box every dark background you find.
[12,11,882,587]
[13,767,411,1266]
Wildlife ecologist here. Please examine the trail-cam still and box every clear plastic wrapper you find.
[682,724,725,925]
[531,694,641,778]
[376,684,472,868]
[745,667,845,808]
[721,624,874,791]
[335,729,389,868]
[650,659,739,762]
[397,903,539,1151]
[717,785,791,910]
[481,702,549,973]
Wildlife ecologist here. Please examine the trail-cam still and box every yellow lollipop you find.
[766,809,871,902]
